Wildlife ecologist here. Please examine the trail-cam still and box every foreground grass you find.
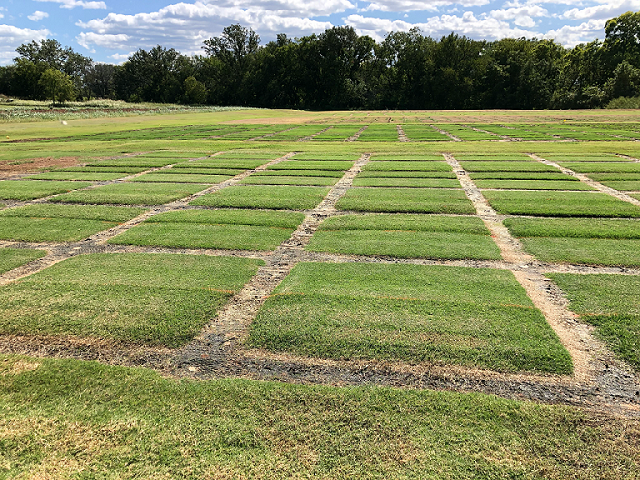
[0,181,91,201]
[250,263,571,373]
[0,253,262,346]
[336,188,475,214]
[0,248,46,274]
[190,185,330,210]
[1,356,638,479]
[549,273,640,369]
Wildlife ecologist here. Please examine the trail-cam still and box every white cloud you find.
[109,52,135,64]
[544,19,605,47]
[360,0,489,13]
[34,0,107,10]
[28,11,50,22]
[0,24,50,64]
[561,0,640,21]
[488,5,548,29]
[199,0,355,17]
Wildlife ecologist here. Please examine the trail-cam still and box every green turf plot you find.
[468,171,576,180]
[363,161,452,172]
[504,217,640,239]
[240,175,338,186]
[454,154,532,161]
[0,204,145,242]
[269,160,354,171]
[291,153,360,160]
[190,185,330,210]
[337,188,474,214]
[184,158,269,170]
[352,177,461,188]
[0,180,91,200]
[265,125,326,140]
[133,152,205,159]
[53,166,148,174]
[483,190,640,217]
[86,158,176,168]
[0,248,46,274]
[170,166,244,175]
[0,253,262,347]
[459,161,559,173]
[542,154,629,162]
[130,173,232,184]
[250,169,344,177]
[310,125,363,141]
[249,262,571,373]
[475,179,595,191]
[435,124,498,140]
[370,154,445,161]
[558,162,640,173]
[549,273,640,369]
[26,171,128,181]
[110,209,304,250]
[51,182,207,205]
[357,170,457,179]
[307,214,500,260]
[221,126,285,140]
[1,358,635,480]
[597,180,640,191]
[520,237,640,267]
[356,124,399,142]
[401,125,450,141]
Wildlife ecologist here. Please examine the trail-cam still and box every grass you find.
[0,204,145,242]
[269,160,354,171]
[363,161,452,172]
[185,158,269,169]
[0,253,262,347]
[51,182,208,205]
[549,273,640,369]
[520,237,640,266]
[336,188,475,214]
[1,356,638,479]
[241,175,338,186]
[26,171,129,181]
[190,185,330,210]
[0,180,91,200]
[459,161,559,173]
[250,169,344,177]
[558,162,640,173]
[468,171,577,180]
[475,180,595,191]
[130,173,233,184]
[0,248,46,273]
[483,190,640,217]
[504,217,640,239]
[598,180,640,191]
[249,262,572,373]
[86,158,177,168]
[352,177,461,188]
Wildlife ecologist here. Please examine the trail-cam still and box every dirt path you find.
[397,125,409,142]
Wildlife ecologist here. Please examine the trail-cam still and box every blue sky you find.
[1,0,638,65]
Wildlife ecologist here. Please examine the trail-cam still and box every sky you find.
[1,0,639,65]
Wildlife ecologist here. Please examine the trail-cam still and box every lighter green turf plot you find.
[190,185,330,210]
[504,217,640,238]
[370,154,444,161]
[26,171,128,181]
[475,180,595,191]
[130,173,232,184]
[0,248,46,274]
[51,182,207,205]
[0,204,146,242]
[437,125,498,140]
[558,162,640,173]
[87,158,177,168]
[0,253,263,346]
[269,160,354,171]
[520,237,640,266]
[185,158,268,169]
[337,188,475,214]
[549,273,640,369]
[56,166,148,174]
[459,161,558,173]
[468,171,575,180]
[598,180,640,191]
[357,170,456,178]
[363,161,452,172]
[250,169,344,177]
[483,191,640,217]
[289,153,359,160]
[352,177,461,188]
[0,180,91,200]
[401,125,450,141]
[170,166,244,175]
[241,175,338,186]
[250,263,571,373]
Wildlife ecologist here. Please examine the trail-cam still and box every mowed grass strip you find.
[0,253,263,347]
[558,162,640,173]
[0,248,46,274]
[26,171,128,181]
[357,170,456,179]
[363,161,452,172]
[110,209,304,251]
[0,204,146,242]
[185,158,268,170]
[504,217,640,239]
[468,171,576,180]
[86,158,177,168]
[337,188,474,214]
[130,173,233,184]
[269,160,354,171]
[191,185,330,210]
[519,237,640,267]
[240,175,338,186]
[0,180,91,200]
[1,358,636,480]
[549,273,640,369]
[460,161,559,173]
[251,169,344,178]
[249,263,571,373]
[51,182,208,205]
[475,180,595,191]
[483,191,640,217]
[598,180,640,191]
[352,177,461,188]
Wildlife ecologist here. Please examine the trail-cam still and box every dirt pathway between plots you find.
[397,125,409,142]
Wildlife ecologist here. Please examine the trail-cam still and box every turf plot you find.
[0,253,263,347]
[0,248,46,274]
[337,188,475,214]
[0,180,91,201]
[191,185,331,210]
[249,262,572,373]
[307,214,501,260]
[401,124,450,141]
[110,209,305,251]
[51,182,208,205]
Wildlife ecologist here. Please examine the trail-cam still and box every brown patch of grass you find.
[0,157,80,178]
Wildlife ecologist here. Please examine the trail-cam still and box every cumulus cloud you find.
[34,0,107,10]
[488,5,548,28]
[28,11,50,22]
[0,24,50,64]
[561,0,640,21]
[544,19,605,47]
[360,0,489,13]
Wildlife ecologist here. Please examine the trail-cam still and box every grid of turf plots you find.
[0,248,46,274]
[249,262,572,373]
[549,274,640,369]
[311,125,364,141]
[401,124,450,141]
[0,204,146,242]
[0,253,263,347]
[109,209,305,251]
[355,124,399,142]
[435,124,499,141]
[545,154,640,192]
[0,180,92,200]
[306,214,502,260]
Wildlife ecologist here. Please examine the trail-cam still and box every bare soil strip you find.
[528,153,640,207]
[445,153,639,403]
[397,125,409,142]
[430,124,461,141]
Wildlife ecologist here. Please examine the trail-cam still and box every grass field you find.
[1,108,640,478]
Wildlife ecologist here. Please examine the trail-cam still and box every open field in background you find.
[0,108,640,477]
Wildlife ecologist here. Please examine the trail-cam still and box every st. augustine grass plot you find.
[191,185,330,210]
[51,182,209,205]
[0,204,146,242]
[249,262,572,373]
[0,180,91,201]
[0,253,263,347]
[483,190,640,217]
[110,209,305,251]
[336,188,476,214]
[0,248,46,274]
[307,214,501,260]
[549,273,640,370]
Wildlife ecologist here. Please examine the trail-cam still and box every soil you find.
[0,156,80,178]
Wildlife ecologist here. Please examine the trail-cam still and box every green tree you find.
[183,76,207,104]
[38,68,75,104]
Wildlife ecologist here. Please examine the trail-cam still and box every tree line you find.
[2,11,640,109]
